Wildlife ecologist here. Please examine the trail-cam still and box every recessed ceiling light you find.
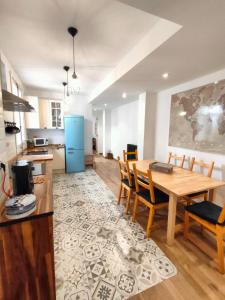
[104,103,107,107]
[214,81,218,84]
[122,92,127,99]
[179,111,187,116]
[162,73,169,79]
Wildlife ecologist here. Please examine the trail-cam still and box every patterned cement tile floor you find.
[53,169,177,300]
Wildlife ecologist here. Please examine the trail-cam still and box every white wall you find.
[111,100,139,159]
[137,94,146,159]
[102,109,111,156]
[154,68,225,205]
[95,110,103,154]
[110,92,156,160]
[143,93,157,160]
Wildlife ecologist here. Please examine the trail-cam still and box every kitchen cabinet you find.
[49,100,63,129]
[39,98,49,129]
[52,147,65,170]
[25,98,64,129]
[39,99,64,129]
[25,96,40,129]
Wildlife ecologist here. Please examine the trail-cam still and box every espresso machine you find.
[11,160,34,195]
[4,160,36,219]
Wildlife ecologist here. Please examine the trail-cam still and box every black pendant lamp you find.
[62,82,67,98]
[68,27,78,79]
[63,66,70,96]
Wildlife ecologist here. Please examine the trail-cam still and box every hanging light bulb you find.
[68,27,78,80]
[62,82,67,98]
[63,66,70,97]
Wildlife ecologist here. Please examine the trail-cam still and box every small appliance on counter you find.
[5,194,36,219]
[0,160,37,219]
[11,160,34,195]
[32,162,46,176]
[33,137,48,147]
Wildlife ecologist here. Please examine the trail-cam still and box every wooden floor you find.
[94,155,225,300]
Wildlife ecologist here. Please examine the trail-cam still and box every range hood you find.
[2,89,35,112]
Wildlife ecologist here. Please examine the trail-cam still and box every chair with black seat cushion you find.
[132,163,169,238]
[185,158,215,204]
[117,156,135,214]
[184,201,225,273]
[123,149,138,162]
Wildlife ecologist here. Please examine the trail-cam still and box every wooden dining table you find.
[129,160,225,246]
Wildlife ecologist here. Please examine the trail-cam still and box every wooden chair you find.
[186,158,215,203]
[123,150,138,162]
[117,156,135,214]
[184,201,225,273]
[132,163,169,238]
[167,152,185,168]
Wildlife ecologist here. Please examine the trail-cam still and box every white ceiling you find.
[1,0,225,109]
[91,0,225,108]
[0,0,159,95]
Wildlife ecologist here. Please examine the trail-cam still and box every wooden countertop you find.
[0,160,53,227]
[21,144,65,161]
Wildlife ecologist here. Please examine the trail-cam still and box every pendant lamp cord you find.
[73,37,76,75]
[67,71,69,97]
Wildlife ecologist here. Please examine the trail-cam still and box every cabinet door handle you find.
[68,151,74,154]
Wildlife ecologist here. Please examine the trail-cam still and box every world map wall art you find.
[169,79,225,154]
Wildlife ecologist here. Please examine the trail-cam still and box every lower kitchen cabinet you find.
[52,148,65,171]
[0,215,56,300]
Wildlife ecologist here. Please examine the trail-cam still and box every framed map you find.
[169,79,225,154]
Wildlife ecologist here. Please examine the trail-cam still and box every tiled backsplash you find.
[27,129,65,145]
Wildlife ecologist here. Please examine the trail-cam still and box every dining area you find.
[117,150,225,274]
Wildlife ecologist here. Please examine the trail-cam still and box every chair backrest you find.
[123,150,138,162]
[117,156,133,186]
[167,152,185,168]
[218,205,225,225]
[132,163,156,203]
[189,158,214,177]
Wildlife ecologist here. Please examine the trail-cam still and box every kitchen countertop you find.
[19,144,65,161]
[0,159,54,227]
[21,148,54,161]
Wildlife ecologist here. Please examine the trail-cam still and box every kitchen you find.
[0,51,88,300]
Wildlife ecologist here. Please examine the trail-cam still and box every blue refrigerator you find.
[64,115,84,173]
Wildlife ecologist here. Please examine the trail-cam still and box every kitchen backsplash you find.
[27,129,65,145]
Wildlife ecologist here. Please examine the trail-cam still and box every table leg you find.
[208,189,214,202]
[167,193,178,246]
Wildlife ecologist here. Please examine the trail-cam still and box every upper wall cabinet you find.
[49,100,63,129]
[25,98,64,129]
[25,96,40,129]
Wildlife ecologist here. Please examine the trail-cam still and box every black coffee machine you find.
[11,160,34,196]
